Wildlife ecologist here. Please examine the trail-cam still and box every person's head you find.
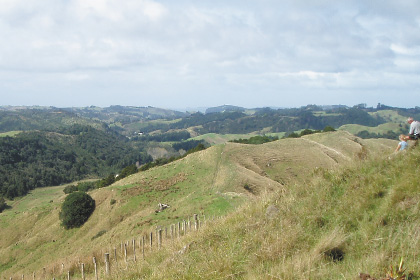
[407,117,414,124]
[399,134,406,141]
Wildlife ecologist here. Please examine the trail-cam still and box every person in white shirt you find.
[407,117,420,140]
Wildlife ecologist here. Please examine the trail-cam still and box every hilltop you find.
[0,131,400,279]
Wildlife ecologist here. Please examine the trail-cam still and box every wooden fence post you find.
[67,271,70,280]
[32,272,35,280]
[81,263,85,280]
[150,232,153,251]
[142,235,145,259]
[177,222,181,238]
[93,257,98,280]
[194,214,199,230]
[158,229,163,249]
[132,239,137,262]
[124,243,128,263]
[114,247,118,264]
[105,253,110,275]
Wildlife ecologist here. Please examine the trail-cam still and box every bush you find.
[59,192,96,229]
[91,230,107,240]
[323,126,336,132]
[63,185,78,194]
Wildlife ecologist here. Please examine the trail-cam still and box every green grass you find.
[0,131,21,137]
[369,110,407,123]
[339,110,408,136]
[339,122,404,135]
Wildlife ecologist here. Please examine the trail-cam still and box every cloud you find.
[0,0,419,108]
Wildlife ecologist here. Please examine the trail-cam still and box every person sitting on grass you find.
[395,134,408,152]
[406,117,420,140]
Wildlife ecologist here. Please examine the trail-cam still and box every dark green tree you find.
[118,164,138,180]
[0,197,7,213]
[59,192,95,229]
[323,126,336,132]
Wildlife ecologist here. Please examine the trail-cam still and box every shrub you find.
[59,192,95,229]
[63,184,78,194]
[77,181,97,192]
[91,230,107,240]
[323,126,336,132]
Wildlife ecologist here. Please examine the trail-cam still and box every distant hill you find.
[205,105,246,114]
[0,107,104,133]
[0,104,417,200]
[66,105,186,124]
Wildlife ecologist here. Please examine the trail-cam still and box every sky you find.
[0,0,419,110]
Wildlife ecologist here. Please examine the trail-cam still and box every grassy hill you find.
[115,142,420,279]
[0,131,407,279]
[338,109,409,138]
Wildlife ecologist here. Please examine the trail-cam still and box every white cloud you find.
[0,0,419,108]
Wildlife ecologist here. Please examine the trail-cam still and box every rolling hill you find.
[0,131,400,279]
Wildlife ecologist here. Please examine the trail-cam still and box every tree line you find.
[131,106,386,135]
[0,125,152,200]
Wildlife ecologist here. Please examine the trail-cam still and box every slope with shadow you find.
[0,131,396,277]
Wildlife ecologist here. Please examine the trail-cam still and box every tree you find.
[323,126,336,132]
[0,197,7,213]
[59,192,95,229]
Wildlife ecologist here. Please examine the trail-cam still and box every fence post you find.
[93,257,98,280]
[194,214,199,230]
[105,253,110,275]
[150,232,153,251]
[124,243,128,263]
[142,235,145,259]
[158,229,163,249]
[178,222,181,238]
[67,271,70,280]
[32,272,35,280]
[81,263,85,280]
[132,239,136,262]
[114,247,118,264]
